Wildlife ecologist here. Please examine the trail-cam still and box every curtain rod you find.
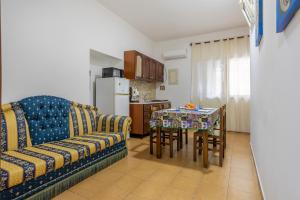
[190,35,250,46]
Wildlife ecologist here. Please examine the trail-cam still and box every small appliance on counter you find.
[129,86,140,102]
[102,67,124,78]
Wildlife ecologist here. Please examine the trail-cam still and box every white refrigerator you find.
[96,77,129,116]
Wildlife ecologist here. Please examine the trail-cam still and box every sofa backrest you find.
[69,102,98,137]
[1,103,32,152]
[19,96,71,145]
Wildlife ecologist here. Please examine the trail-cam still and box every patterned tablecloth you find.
[150,107,220,131]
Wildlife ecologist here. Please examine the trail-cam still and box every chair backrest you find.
[150,104,162,114]
[1,103,32,151]
[69,102,98,137]
[219,104,227,130]
[19,96,71,145]
[222,104,226,130]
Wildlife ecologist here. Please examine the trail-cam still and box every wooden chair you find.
[211,105,226,150]
[180,128,188,147]
[193,105,226,167]
[149,105,180,158]
[223,105,227,148]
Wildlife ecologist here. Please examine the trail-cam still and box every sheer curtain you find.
[191,37,250,133]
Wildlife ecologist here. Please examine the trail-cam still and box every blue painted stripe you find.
[17,149,55,173]
[101,115,108,132]
[96,133,119,144]
[1,154,35,182]
[118,116,126,133]
[70,138,101,152]
[0,169,9,191]
[87,109,96,132]
[1,112,8,152]
[36,145,71,166]
[78,105,88,134]
[109,116,116,133]
[11,103,28,150]
[80,135,111,148]
[50,141,88,159]
[70,106,79,136]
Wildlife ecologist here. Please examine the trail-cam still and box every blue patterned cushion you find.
[1,103,32,152]
[19,96,71,145]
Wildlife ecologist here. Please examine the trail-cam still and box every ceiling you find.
[97,0,247,41]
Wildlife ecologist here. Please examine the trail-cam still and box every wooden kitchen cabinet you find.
[130,102,171,136]
[124,50,143,80]
[149,59,156,81]
[142,56,150,80]
[124,50,164,82]
[156,62,164,82]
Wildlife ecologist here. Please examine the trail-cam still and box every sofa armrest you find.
[96,114,132,138]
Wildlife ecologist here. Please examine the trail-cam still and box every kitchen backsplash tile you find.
[130,80,156,101]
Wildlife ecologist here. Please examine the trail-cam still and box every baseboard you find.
[250,142,266,200]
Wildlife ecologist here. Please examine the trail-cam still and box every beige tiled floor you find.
[54,132,263,200]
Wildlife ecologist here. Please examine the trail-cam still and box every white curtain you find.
[191,37,250,133]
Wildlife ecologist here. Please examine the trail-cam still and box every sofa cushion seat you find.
[0,132,125,191]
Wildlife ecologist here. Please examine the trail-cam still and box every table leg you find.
[203,130,209,168]
[157,127,162,159]
[180,129,183,149]
[170,132,173,158]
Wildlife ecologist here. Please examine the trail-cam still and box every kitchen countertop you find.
[130,100,170,105]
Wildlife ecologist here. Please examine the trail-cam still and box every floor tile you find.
[130,180,168,199]
[229,176,260,194]
[193,181,228,200]
[227,186,263,200]
[162,187,195,200]
[53,191,86,200]
[54,132,261,200]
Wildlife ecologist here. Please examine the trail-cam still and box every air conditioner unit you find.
[162,49,187,60]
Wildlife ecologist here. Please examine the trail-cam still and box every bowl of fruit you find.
[184,103,196,110]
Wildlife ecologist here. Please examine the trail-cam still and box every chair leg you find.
[224,113,227,149]
[193,134,197,162]
[185,129,188,144]
[219,144,223,167]
[170,132,173,158]
[150,131,153,155]
[219,132,224,167]
[224,130,227,149]
[198,137,202,155]
[162,131,166,146]
[223,130,225,158]
[213,137,217,148]
[180,129,183,149]
[177,132,180,151]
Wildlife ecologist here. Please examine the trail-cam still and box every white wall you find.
[250,1,300,200]
[89,50,123,105]
[2,0,153,104]
[153,27,249,107]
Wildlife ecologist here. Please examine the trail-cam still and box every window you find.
[228,56,250,97]
[206,60,223,99]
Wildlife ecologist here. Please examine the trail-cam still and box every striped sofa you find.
[0,96,131,200]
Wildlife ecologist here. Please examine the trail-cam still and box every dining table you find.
[150,107,220,168]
